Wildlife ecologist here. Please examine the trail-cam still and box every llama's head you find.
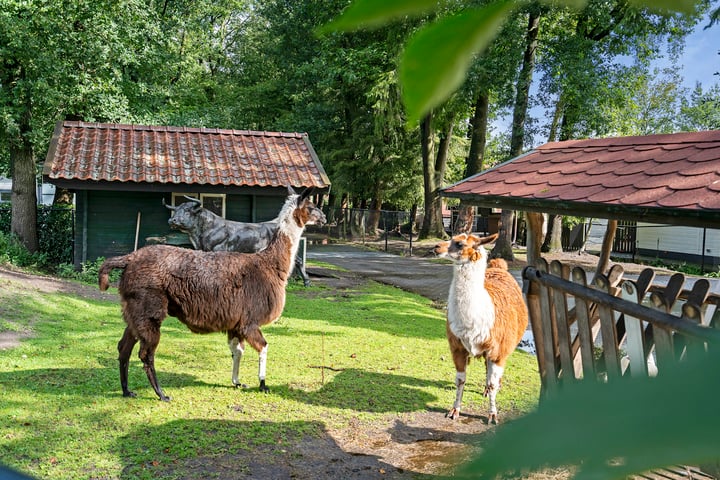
[278,186,327,234]
[433,233,498,264]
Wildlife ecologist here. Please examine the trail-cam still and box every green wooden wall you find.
[75,190,285,268]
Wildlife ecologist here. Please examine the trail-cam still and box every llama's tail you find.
[488,258,509,270]
[98,256,129,291]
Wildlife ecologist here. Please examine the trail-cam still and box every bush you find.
[56,257,120,285]
[37,205,74,266]
[0,231,49,270]
[0,204,74,271]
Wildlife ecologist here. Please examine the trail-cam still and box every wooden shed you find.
[42,121,331,268]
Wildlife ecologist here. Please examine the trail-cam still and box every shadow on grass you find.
[274,368,447,413]
[0,364,447,415]
[115,419,431,479]
[0,366,203,402]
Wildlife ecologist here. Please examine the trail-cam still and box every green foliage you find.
[323,0,706,128]
[56,257,120,285]
[679,83,720,130]
[318,0,438,32]
[458,348,720,479]
[0,231,48,270]
[0,205,73,270]
[37,205,73,267]
[399,0,516,124]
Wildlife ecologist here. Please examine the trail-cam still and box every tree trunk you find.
[419,112,452,240]
[491,210,515,261]
[454,91,489,234]
[595,219,618,280]
[541,214,563,253]
[10,139,38,253]
[349,208,365,239]
[367,196,382,237]
[525,212,544,268]
[493,10,540,261]
[509,10,540,156]
[408,203,418,235]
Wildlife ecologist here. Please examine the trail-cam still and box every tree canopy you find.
[0,0,716,250]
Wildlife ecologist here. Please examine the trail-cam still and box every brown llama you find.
[434,233,528,423]
[98,187,325,401]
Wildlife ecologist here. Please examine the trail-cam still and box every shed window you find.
[171,193,226,218]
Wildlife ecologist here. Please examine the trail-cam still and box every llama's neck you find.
[447,259,494,356]
[259,197,304,279]
[452,260,487,288]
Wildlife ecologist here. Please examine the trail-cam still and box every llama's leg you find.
[446,327,470,420]
[228,335,248,388]
[484,357,505,424]
[137,322,170,402]
[117,326,138,398]
[244,327,269,393]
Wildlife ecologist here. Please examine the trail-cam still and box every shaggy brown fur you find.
[98,188,325,401]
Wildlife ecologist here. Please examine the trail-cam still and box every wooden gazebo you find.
[442,131,720,479]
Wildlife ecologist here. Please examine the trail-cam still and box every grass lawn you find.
[0,264,540,479]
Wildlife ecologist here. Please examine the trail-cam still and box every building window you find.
[0,191,10,203]
[171,193,226,218]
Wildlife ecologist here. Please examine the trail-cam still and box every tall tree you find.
[453,11,527,234]
[493,6,542,260]
[418,109,455,239]
[679,83,720,130]
[0,0,163,251]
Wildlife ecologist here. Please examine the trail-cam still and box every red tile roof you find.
[43,121,331,190]
[442,131,720,228]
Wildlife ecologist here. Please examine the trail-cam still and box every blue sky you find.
[677,17,719,89]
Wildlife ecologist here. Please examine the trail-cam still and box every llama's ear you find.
[287,185,297,196]
[479,233,499,245]
[299,187,314,202]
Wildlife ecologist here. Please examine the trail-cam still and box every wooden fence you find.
[522,259,720,479]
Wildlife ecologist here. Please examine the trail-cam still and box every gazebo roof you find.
[442,130,720,228]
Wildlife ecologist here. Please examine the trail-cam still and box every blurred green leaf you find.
[317,0,439,33]
[539,0,588,8]
[399,0,516,124]
[628,0,697,13]
[458,348,720,479]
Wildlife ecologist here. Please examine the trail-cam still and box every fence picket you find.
[594,274,622,380]
[550,261,575,381]
[572,267,595,380]
[621,281,647,378]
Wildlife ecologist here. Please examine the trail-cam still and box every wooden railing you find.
[522,259,720,394]
[522,259,720,479]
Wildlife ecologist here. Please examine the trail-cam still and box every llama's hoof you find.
[259,380,269,393]
[159,395,171,402]
[122,390,137,398]
[233,382,249,389]
[446,408,460,420]
[488,413,499,425]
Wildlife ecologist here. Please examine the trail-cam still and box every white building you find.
[0,177,55,205]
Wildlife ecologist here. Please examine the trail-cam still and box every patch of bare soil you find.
[0,264,117,350]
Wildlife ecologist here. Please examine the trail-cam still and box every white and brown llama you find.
[434,233,528,423]
[98,186,325,401]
